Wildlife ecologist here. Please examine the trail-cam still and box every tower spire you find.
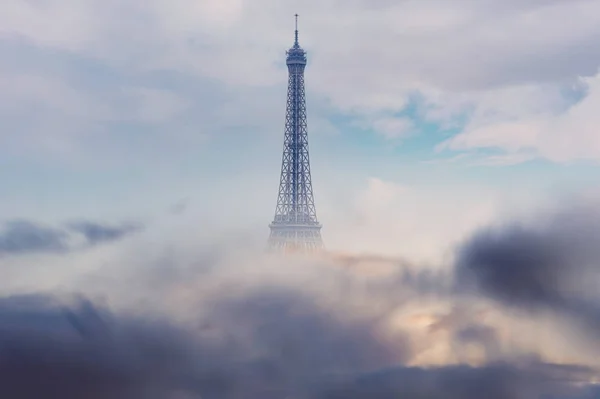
[294,14,299,47]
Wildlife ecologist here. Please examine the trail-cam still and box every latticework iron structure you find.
[268,15,323,253]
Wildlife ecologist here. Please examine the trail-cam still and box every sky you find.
[2,0,600,398]
[2,0,600,261]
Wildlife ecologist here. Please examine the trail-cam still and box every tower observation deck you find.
[268,15,324,253]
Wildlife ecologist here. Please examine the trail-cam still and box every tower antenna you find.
[294,14,299,46]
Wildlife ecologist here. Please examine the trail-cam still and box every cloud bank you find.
[0,290,595,399]
[3,199,600,397]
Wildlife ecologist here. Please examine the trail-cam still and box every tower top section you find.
[286,14,306,65]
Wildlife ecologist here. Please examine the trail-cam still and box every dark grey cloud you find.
[0,220,66,255]
[455,204,600,334]
[202,287,409,373]
[66,221,141,245]
[0,290,597,399]
[0,288,405,399]
[0,295,200,399]
[0,219,142,256]
[455,324,498,347]
[315,361,595,399]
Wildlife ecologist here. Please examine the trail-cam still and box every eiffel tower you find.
[268,15,324,254]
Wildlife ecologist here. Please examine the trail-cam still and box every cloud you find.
[0,275,596,399]
[0,279,411,399]
[455,200,600,335]
[2,0,600,165]
[352,115,415,141]
[0,286,597,399]
[0,220,66,255]
[316,361,595,399]
[5,0,600,88]
[439,73,600,163]
[2,198,600,397]
[323,177,499,262]
[66,221,141,246]
[0,219,142,256]
[0,294,201,399]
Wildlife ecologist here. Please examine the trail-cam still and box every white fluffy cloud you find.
[2,0,600,161]
[321,178,501,263]
[442,73,600,162]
